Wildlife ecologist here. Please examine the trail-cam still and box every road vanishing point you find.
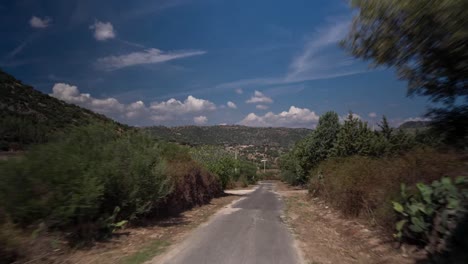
[152,182,303,264]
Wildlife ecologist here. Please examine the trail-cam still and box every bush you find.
[393,177,468,253]
[190,146,257,188]
[0,124,221,244]
[308,148,464,230]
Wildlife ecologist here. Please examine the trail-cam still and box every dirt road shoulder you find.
[275,181,417,264]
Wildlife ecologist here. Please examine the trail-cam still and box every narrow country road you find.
[152,182,303,264]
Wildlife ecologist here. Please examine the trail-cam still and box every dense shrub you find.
[280,113,417,185]
[308,148,464,230]
[392,177,468,252]
[190,146,257,188]
[0,124,221,244]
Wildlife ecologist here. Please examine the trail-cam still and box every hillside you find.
[0,70,126,150]
[144,125,311,148]
[398,120,430,129]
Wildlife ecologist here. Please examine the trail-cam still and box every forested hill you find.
[0,70,126,150]
[143,125,311,147]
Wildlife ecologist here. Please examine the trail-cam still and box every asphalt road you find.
[154,182,303,264]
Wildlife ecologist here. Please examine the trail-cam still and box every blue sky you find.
[1,0,432,128]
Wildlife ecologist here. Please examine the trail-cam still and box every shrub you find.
[308,148,464,230]
[392,177,468,253]
[190,146,257,188]
[0,124,190,243]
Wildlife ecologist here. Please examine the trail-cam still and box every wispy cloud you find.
[96,48,206,71]
[286,19,351,81]
[158,17,371,99]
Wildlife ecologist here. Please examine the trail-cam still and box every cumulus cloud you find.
[96,48,206,71]
[90,20,116,41]
[51,83,124,114]
[227,101,237,109]
[235,88,243,94]
[30,16,52,28]
[239,106,319,128]
[368,112,377,118]
[246,90,273,104]
[50,83,216,125]
[194,116,208,125]
[150,95,216,114]
[256,105,269,110]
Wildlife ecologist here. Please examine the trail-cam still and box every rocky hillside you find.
[144,125,311,148]
[0,70,126,150]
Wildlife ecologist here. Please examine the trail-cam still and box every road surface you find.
[153,182,303,264]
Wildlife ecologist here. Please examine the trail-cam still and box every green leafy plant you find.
[393,177,468,252]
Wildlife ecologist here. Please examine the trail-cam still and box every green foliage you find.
[280,111,341,185]
[342,1,468,149]
[281,112,418,185]
[331,113,376,157]
[393,177,468,251]
[0,124,174,242]
[342,0,468,104]
[190,146,257,188]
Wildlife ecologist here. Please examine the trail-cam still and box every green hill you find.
[144,125,311,148]
[0,70,126,150]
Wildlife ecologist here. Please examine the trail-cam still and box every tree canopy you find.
[342,0,468,105]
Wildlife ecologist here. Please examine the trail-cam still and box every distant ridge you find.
[398,120,430,130]
[143,125,312,147]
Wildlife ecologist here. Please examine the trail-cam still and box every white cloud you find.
[256,105,269,110]
[30,16,51,28]
[96,48,206,71]
[368,112,377,118]
[287,20,351,81]
[51,83,124,114]
[246,90,273,104]
[235,88,243,94]
[194,116,208,125]
[126,101,147,118]
[90,20,116,41]
[227,101,237,109]
[239,106,319,128]
[50,83,216,126]
[150,95,216,114]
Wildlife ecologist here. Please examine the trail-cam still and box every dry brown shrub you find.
[309,147,465,231]
[160,161,223,215]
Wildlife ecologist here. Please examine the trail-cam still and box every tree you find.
[377,116,393,140]
[331,113,376,157]
[342,0,468,105]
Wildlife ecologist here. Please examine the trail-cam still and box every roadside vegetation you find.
[281,0,468,262]
[0,124,227,262]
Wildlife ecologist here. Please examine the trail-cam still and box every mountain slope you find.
[144,125,311,147]
[398,121,430,130]
[0,70,126,150]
